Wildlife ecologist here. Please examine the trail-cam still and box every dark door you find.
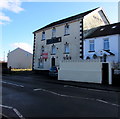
[102,63,109,84]
[51,57,55,67]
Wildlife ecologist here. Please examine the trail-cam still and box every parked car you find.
[49,66,58,77]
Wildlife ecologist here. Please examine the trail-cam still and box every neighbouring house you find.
[7,48,33,69]
[84,22,120,63]
[33,7,110,71]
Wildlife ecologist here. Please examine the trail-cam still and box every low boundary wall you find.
[58,60,112,84]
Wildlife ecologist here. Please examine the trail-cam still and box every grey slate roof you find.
[85,22,120,39]
[33,7,99,33]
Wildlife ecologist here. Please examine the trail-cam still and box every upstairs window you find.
[104,38,109,50]
[51,45,56,54]
[42,31,45,40]
[64,24,69,35]
[52,27,56,38]
[64,42,70,54]
[89,40,95,52]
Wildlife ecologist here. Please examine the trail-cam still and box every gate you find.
[102,63,109,84]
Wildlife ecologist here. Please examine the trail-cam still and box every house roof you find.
[8,47,33,55]
[85,22,120,39]
[33,7,99,33]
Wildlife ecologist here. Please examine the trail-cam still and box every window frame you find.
[103,38,109,51]
[51,45,56,55]
[42,31,45,40]
[64,43,70,54]
[64,24,70,36]
[89,40,95,52]
[52,27,56,38]
[38,58,44,68]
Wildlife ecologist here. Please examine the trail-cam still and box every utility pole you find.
[3,51,5,62]
[118,1,120,22]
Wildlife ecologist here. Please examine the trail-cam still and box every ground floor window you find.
[64,42,70,54]
[38,58,44,68]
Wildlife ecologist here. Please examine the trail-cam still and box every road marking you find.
[96,99,119,107]
[96,99,109,104]
[1,81,24,88]
[0,104,25,119]
[13,108,25,119]
[2,79,119,107]
[34,88,120,107]
[0,104,13,109]
[34,88,69,97]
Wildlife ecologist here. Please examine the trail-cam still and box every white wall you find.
[58,61,112,84]
[7,48,33,69]
[84,34,119,63]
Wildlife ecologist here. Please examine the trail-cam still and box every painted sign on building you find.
[41,53,48,59]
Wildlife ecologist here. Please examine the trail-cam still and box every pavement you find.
[49,78,120,92]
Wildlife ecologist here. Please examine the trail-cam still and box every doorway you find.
[51,57,55,67]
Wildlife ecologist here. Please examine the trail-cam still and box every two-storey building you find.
[33,7,110,71]
[84,22,120,63]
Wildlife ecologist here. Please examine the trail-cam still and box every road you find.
[1,73,120,118]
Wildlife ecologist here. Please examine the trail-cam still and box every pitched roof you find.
[9,47,33,55]
[85,22,120,39]
[33,7,99,33]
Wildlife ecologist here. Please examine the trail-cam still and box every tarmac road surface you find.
[1,73,120,118]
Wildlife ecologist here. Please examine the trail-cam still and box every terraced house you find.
[84,22,120,63]
[32,7,110,71]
